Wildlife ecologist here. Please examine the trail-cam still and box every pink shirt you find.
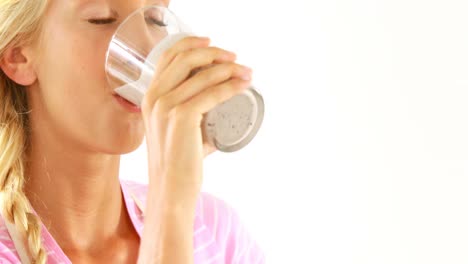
[0,180,265,263]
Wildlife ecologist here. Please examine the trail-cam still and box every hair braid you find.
[0,0,49,263]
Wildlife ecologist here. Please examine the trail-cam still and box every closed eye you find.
[145,16,167,27]
[88,18,117,25]
[88,17,165,26]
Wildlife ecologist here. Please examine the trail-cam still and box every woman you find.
[0,0,264,263]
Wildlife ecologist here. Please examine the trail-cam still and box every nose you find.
[119,7,167,58]
[106,5,168,88]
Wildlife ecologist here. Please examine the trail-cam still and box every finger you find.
[154,36,211,74]
[159,46,237,93]
[161,63,252,109]
[203,142,217,158]
[143,47,237,111]
[155,37,237,75]
[179,78,251,116]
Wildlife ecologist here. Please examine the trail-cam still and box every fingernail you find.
[223,52,236,60]
[241,72,252,81]
[241,65,252,71]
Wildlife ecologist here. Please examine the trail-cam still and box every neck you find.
[24,133,132,253]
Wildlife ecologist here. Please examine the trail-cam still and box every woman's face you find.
[28,0,168,154]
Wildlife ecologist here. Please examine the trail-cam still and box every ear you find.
[0,46,37,86]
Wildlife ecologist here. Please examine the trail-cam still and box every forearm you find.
[137,177,198,264]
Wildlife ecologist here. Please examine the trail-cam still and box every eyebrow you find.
[71,0,95,9]
[73,0,169,15]
[72,0,119,17]
[108,8,119,18]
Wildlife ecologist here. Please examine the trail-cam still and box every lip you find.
[112,93,141,113]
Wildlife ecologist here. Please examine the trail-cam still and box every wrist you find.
[148,170,201,206]
[138,181,197,264]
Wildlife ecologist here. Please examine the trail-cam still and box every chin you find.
[93,132,145,155]
[118,136,145,155]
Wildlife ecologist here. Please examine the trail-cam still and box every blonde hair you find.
[0,0,49,263]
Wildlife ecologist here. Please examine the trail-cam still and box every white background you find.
[120,0,468,263]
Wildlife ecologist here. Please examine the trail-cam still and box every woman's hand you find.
[142,36,252,196]
[137,36,252,264]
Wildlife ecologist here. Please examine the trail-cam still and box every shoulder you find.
[195,192,265,263]
[120,180,265,263]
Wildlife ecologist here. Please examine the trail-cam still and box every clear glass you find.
[106,5,186,98]
[105,5,264,152]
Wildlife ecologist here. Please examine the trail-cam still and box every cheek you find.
[32,32,109,136]
[31,18,144,152]
[72,37,111,92]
